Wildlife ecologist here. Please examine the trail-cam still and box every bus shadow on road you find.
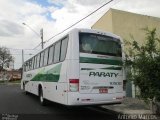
[22,92,117,120]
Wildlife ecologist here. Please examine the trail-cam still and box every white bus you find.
[21,28,126,106]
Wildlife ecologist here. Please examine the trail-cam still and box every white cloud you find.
[112,0,160,17]
[49,0,111,34]
[0,0,160,68]
[0,20,24,36]
[75,0,109,6]
[48,0,67,6]
[0,0,57,68]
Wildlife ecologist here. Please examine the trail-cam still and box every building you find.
[92,8,160,44]
[92,8,160,97]
[0,69,22,81]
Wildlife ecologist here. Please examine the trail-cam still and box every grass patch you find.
[0,80,5,83]
[0,80,21,84]
[9,80,21,83]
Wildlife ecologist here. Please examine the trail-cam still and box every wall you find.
[92,8,160,97]
[92,9,113,32]
[92,8,160,44]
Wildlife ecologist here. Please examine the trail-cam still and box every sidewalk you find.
[102,98,152,114]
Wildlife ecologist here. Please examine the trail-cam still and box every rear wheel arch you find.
[23,82,25,90]
[38,84,42,95]
[38,82,44,94]
[38,83,47,106]
[23,82,28,95]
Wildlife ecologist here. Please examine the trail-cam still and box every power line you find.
[7,48,39,51]
[33,0,114,49]
[45,0,113,43]
[22,23,41,37]
[23,22,44,49]
[33,43,41,50]
[0,54,35,55]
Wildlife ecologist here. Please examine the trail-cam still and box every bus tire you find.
[23,83,28,95]
[39,87,47,106]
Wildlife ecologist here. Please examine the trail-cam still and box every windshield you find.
[79,33,122,57]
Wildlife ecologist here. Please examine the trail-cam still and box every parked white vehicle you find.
[21,28,126,106]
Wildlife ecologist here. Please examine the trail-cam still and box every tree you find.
[0,47,14,70]
[125,28,160,113]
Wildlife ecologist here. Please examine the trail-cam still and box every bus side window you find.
[44,48,49,66]
[30,59,33,70]
[34,56,37,69]
[26,62,29,71]
[32,57,35,69]
[48,45,54,65]
[40,51,44,67]
[60,37,68,61]
[54,41,61,63]
[36,54,40,68]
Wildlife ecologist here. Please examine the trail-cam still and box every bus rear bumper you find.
[67,92,125,106]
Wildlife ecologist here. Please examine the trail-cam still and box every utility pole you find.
[22,49,24,66]
[21,49,24,78]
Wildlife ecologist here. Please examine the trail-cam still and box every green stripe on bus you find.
[31,64,62,82]
[101,66,122,70]
[80,57,123,65]
[31,74,60,82]
[81,66,122,71]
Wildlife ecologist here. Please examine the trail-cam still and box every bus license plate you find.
[99,88,108,93]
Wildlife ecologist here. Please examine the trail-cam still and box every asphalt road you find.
[0,84,118,120]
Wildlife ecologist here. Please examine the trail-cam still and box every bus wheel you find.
[39,88,47,106]
[23,84,28,95]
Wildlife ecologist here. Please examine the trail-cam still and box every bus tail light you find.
[69,79,79,92]
[123,80,127,91]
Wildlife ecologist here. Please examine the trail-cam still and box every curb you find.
[100,106,122,115]
[0,83,20,85]
[101,106,160,120]
[101,105,152,114]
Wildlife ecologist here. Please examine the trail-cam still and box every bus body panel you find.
[42,82,68,105]
[22,59,69,105]
[79,62,123,94]
[21,28,125,106]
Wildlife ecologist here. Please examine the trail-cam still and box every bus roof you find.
[72,28,121,40]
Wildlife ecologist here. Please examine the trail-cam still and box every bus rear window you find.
[79,33,122,57]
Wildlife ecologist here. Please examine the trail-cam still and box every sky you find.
[0,0,160,69]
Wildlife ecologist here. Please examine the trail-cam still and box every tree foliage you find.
[0,47,14,70]
[125,28,160,102]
